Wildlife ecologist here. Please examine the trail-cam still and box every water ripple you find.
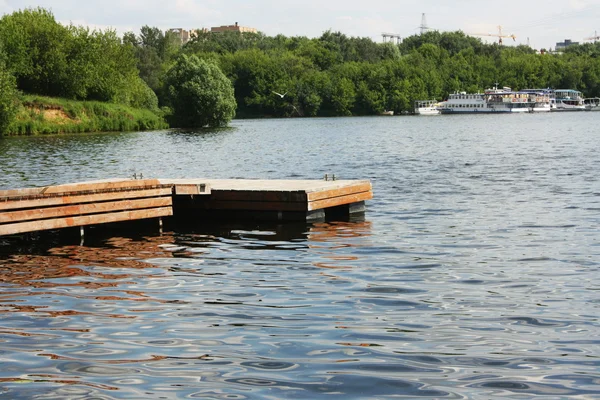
[1,115,600,398]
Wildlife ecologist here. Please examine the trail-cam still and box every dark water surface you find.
[1,114,599,399]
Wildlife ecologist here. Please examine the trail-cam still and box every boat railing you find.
[415,100,437,107]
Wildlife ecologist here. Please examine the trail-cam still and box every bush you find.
[164,54,236,127]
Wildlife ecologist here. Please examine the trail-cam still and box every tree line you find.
[180,29,600,118]
[1,7,600,133]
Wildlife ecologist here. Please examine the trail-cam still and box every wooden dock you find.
[0,178,372,237]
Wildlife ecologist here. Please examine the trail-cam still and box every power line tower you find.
[420,13,429,35]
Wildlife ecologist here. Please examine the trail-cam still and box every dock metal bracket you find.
[173,183,211,196]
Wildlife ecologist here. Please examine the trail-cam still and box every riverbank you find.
[4,95,168,135]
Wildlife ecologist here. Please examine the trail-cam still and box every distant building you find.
[555,39,579,51]
[211,22,257,34]
[168,28,192,44]
[167,28,210,44]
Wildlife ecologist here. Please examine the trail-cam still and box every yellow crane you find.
[465,25,516,45]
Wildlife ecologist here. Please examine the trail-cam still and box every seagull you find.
[273,91,287,98]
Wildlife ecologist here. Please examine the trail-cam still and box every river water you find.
[0,113,599,399]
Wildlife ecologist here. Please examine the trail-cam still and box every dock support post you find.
[348,201,366,214]
[79,226,85,246]
[306,209,326,222]
[159,217,163,235]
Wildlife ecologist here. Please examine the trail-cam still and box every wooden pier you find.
[0,178,372,237]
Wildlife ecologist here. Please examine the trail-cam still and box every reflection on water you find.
[1,220,599,398]
[2,115,600,398]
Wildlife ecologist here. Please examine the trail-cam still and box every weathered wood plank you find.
[42,179,164,195]
[0,197,172,224]
[308,191,373,211]
[0,187,48,198]
[0,188,173,211]
[0,207,172,236]
[0,179,166,199]
[306,182,372,202]
[160,178,366,192]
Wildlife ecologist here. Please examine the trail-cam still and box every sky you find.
[1,0,599,50]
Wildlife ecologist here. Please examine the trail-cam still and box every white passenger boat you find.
[438,91,488,114]
[439,86,542,114]
[485,86,530,113]
[520,89,552,112]
[584,97,600,111]
[414,100,440,115]
[551,89,586,111]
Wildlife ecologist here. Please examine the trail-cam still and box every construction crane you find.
[465,25,516,45]
[584,31,599,42]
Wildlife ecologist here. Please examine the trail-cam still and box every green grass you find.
[6,95,168,135]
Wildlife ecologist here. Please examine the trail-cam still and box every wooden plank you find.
[0,207,173,236]
[0,187,48,198]
[0,188,173,211]
[306,182,372,202]
[42,179,164,195]
[0,197,172,224]
[307,191,373,211]
[160,179,365,192]
[0,180,166,199]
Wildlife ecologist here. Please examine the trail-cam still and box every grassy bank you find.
[6,95,168,135]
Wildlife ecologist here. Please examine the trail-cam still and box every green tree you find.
[0,7,71,96]
[164,54,236,127]
[380,42,401,61]
[125,26,180,96]
[322,75,356,116]
[220,49,291,117]
[0,64,19,134]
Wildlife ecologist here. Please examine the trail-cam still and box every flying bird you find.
[273,91,287,98]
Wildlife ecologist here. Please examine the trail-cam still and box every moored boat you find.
[439,85,540,114]
[414,100,440,115]
[520,89,552,112]
[438,91,488,114]
[551,89,586,111]
[485,86,530,113]
[584,97,600,111]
